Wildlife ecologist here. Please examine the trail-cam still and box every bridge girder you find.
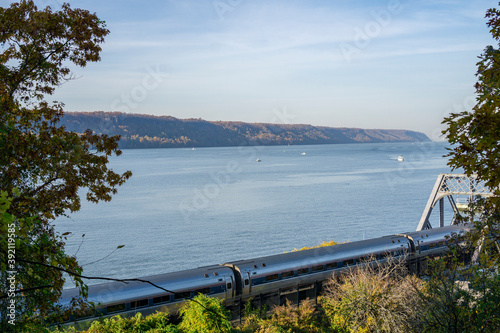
[416,174,492,231]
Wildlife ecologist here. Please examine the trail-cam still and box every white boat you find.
[256,159,261,162]
[397,155,404,162]
[301,152,306,155]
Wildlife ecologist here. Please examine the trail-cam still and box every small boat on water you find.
[256,159,261,162]
[398,155,404,162]
[301,152,306,156]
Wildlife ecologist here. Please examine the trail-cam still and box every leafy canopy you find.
[442,3,500,260]
[443,5,500,196]
[0,1,131,331]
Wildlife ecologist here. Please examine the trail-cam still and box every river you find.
[55,141,455,286]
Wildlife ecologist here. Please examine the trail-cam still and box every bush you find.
[178,294,232,333]
[51,312,179,333]
[238,298,326,333]
[321,257,422,333]
[416,256,500,333]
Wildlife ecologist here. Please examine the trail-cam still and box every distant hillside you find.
[60,112,431,149]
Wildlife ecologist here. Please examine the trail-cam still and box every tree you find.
[443,4,500,209]
[442,3,500,268]
[423,3,500,323]
[0,1,131,331]
[413,255,500,333]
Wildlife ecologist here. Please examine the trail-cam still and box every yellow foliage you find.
[287,239,347,252]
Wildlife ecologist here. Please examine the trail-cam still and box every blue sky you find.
[40,0,499,140]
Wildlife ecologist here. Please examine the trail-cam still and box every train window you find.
[130,299,149,309]
[312,265,324,272]
[326,262,337,269]
[203,273,209,278]
[358,256,372,263]
[107,303,126,313]
[153,295,171,304]
[176,291,192,300]
[261,263,266,267]
[265,274,279,281]
[213,272,218,276]
[344,259,355,266]
[297,268,309,275]
[244,279,250,285]
[429,243,437,249]
[73,308,94,320]
[195,287,211,295]
[253,265,258,269]
[282,271,294,278]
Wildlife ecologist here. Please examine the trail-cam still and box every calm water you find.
[56,142,455,286]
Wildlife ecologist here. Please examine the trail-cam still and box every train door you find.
[222,263,245,297]
[225,275,235,299]
[241,272,252,295]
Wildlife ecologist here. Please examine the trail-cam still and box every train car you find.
[58,224,469,328]
[406,224,467,257]
[403,224,469,272]
[223,233,413,301]
[58,264,235,329]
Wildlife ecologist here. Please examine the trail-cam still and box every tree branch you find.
[15,258,177,296]
[0,285,53,300]
[26,172,60,198]
[13,257,226,320]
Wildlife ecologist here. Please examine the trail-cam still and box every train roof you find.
[404,224,469,245]
[59,264,233,307]
[224,234,410,276]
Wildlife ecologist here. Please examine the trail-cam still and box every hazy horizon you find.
[48,0,498,141]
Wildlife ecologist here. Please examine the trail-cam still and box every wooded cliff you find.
[61,112,431,149]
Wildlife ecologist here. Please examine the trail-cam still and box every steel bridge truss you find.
[417,173,493,231]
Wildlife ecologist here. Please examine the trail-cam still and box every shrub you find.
[178,294,232,333]
[415,256,500,333]
[321,257,422,333]
[53,312,179,333]
[238,298,326,333]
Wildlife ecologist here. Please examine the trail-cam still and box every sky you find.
[34,0,500,140]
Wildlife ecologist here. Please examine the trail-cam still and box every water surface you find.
[56,142,454,286]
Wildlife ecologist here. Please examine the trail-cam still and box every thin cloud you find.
[50,0,499,138]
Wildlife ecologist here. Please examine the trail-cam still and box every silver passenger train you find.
[59,224,467,327]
